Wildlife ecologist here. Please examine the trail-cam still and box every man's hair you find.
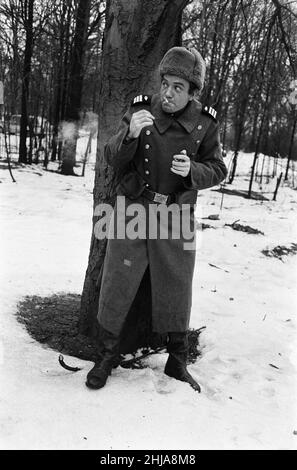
[189,82,198,96]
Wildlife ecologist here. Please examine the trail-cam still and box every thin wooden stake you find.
[4,123,16,183]
[272,172,283,201]
[81,132,92,177]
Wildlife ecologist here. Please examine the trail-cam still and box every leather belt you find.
[142,187,175,204]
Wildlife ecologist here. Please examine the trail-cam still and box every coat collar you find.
[151,93,202,134]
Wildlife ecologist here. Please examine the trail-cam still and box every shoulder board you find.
[202,105,217,122]
[131,94,151,106]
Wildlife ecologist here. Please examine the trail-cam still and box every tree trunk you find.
[18,0,34,164]
[228,93,248,184]
[248,11,276,198]
[213,0,238,110]
[60,0,92,175]
[285,113,296,181]
[56,4,73,163]
[248,83,271,197]
[51,0,69,162]
[10,2,21,115]
[204,3,221,103]
[79,0,189,342]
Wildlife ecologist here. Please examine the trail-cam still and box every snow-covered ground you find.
[0,140,296,450]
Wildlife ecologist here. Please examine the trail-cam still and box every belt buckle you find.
[153,192,168,204]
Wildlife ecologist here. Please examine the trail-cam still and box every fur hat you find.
[159,46,206,92]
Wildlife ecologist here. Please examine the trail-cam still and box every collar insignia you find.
[202,105,217,121]
[132,94,151,106]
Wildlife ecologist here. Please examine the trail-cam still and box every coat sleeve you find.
[104,109,139,170]
[183,120,227,190]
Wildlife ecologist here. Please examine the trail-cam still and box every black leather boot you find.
[86,327,120,390]
[164,332,201,393]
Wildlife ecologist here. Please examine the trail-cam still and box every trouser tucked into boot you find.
[86,326,120,390]
[164,332,201,392]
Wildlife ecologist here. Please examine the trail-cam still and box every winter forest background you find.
[0,0,297,451]
[0,0,296,172]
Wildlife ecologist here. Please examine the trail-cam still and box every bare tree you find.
[60,0,92,175]
[18,0,34,163]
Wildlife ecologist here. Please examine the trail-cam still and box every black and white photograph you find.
[0,0,296,453]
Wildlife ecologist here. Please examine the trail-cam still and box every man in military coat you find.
[86,47,227,392]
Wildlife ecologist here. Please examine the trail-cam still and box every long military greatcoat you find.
[97,93,227,335]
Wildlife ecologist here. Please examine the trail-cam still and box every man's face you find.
[160,74,193,113]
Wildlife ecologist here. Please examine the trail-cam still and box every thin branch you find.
[271,0,297,74]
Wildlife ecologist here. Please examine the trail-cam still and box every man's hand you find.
[128,110,155,139]
[171,150,191,177]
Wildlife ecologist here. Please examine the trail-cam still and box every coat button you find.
[144,158,149,162]
[145,130,151,135]
[145,170,150,175]
[196,139,200,144]
[145,144,150,149]
[145,183,150,187]
[197,125,202,130]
